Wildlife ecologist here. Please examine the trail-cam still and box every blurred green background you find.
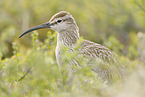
[0,0,145,59]
[0,0,145,96]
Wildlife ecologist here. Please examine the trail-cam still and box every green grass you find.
[0,31,145,97]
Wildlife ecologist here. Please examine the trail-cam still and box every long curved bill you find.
[19,22,51,38]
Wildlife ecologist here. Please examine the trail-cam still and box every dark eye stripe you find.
[63,18,74,22]
[51,17,75,26]
[51,22,58,25]
[51,20,62,25]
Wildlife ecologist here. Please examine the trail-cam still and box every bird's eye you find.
[57,20,62,23]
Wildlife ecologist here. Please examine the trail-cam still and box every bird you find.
[19,11,126,83]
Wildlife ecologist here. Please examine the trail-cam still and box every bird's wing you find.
[80,39,116,63]
[79,39,125,81]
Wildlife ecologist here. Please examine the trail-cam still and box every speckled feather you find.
[79,39,125,80]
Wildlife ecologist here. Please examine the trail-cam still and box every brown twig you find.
[18,67,32,81]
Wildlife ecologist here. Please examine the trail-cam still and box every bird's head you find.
[19,11,78,38]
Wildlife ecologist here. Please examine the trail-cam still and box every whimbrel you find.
[19,11,125,83]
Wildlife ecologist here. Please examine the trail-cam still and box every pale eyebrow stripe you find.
[51,12,68,21]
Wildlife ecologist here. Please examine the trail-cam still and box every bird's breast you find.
[55,39,75,69]
[55,42,62,68]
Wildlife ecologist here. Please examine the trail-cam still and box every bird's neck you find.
[57,29,80,47]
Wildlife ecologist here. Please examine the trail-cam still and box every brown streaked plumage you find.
[19,11,126,83]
